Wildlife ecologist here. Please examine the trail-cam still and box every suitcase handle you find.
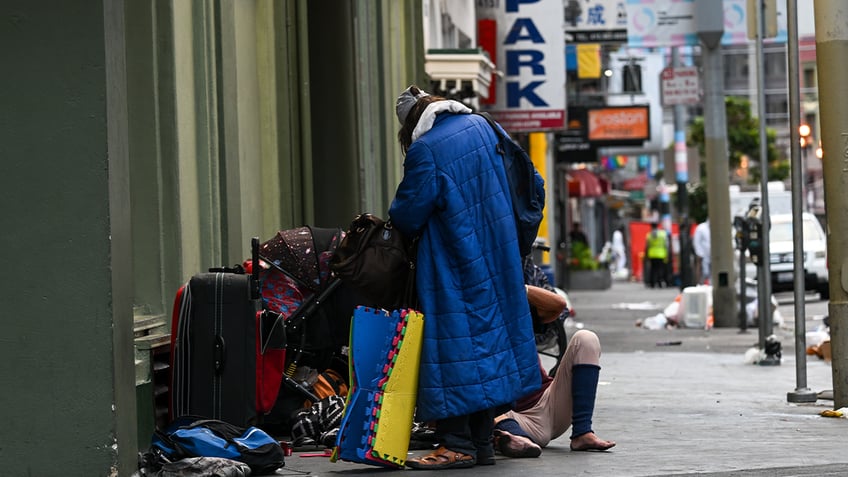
[214,335,226,373]
[250,237,260,300]
[208,265,244,274]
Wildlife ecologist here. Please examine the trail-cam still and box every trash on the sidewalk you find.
[300,449,334,457]
[662,295,681,326]
[806,330,830,349]
[635,313,668,330]
[656,341,682,346]
[819,409,844,418]
[634,286,715,330]
[808,340,832,362]
[806,316,830,362]
[743,346,763,364]
[635,284,790,332]
[746,296,784,328]
[613,301,663,311]
[743,336,783,365]
[680,286,713,329]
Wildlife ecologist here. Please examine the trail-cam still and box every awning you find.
[567,169,606,197]
[621,172,649,191]
[424,49,496,99]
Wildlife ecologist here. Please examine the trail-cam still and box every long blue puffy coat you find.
[388,111,541,422]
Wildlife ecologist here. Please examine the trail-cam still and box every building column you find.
[0,1,137,474]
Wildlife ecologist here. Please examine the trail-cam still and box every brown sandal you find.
[406,446,476,470]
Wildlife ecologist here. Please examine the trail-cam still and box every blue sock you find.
[494,418,531,439]
[571,364,601,438]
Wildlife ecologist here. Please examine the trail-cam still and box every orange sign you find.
[587,107,650,141]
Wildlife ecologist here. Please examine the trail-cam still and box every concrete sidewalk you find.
[275,280,848,476]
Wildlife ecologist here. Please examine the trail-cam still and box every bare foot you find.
[570,432,616,451]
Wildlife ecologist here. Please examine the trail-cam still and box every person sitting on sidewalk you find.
[493,285,616,458]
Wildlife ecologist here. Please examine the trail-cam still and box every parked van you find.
[729,182,792,219]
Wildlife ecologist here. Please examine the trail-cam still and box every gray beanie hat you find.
[396,85,430,125]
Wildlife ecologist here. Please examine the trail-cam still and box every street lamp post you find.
[753,0,776,360]
[786,0,816,401]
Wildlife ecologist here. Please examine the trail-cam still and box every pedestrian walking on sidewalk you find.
[611,227,627,274]
[645,222,669,288]
[569,222,589,248]
[389,85,541,470]
[693,219,711,284]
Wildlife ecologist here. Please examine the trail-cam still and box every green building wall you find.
[0,0,136,474]
[0,0,424,474]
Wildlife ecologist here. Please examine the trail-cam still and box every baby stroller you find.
[254,226,360,433]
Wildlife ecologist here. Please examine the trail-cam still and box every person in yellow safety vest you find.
[645,222,669,288]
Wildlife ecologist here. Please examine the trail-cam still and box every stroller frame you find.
[257,226,350,404]
[524,246,570,378]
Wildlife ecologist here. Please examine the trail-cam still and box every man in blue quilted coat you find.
[389,86,541,470]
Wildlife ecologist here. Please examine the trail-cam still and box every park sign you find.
[477,0,566,132]
[660,66,700,106]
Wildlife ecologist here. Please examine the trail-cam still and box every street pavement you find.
[272,278,847,476]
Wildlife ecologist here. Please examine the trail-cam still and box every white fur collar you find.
[411,100,472,142]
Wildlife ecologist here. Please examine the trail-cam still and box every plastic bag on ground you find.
[638,313,668,330]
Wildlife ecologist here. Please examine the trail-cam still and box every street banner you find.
[626,0,787,48]
[477,0,566,132]
[625,0,698,48]
[577,44,602,79]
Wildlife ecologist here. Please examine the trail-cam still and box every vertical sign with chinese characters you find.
[477,0,566,132]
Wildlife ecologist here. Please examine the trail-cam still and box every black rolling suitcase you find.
[169,238,287,428]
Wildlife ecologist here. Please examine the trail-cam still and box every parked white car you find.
[746,212,828,299]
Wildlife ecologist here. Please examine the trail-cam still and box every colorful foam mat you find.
[331,306,424,468]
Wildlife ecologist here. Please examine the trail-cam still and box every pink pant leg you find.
[504,330,601,447]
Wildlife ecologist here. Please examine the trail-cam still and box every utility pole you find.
[814,0,848,409]
[695,0,737,327]
[672,47,693,290]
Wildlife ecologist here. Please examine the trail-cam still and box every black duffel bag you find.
[329,213,415,310]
